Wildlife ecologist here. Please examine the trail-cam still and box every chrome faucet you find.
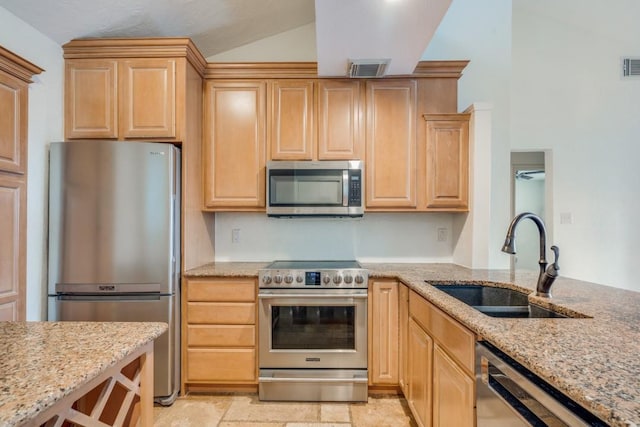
[502,212,560,297]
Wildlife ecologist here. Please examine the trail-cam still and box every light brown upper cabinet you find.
[423,114,470,211]
[203,81,267,210]
[269,79,363,161]
[119,59,176,138]
[66,58,177,140]
[197,61,468,213]
[269,80,315,160]
[317,80,363,160]
[0,69,29,174]
[65,59,118,139]
[63,38,207,143]
[365,80,417,209]
[0,45,43,321]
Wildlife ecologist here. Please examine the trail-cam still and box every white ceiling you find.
[0,0,450,76]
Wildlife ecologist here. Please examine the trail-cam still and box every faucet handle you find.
[548,245,560,275]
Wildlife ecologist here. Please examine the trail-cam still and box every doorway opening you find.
[510,151,547,271]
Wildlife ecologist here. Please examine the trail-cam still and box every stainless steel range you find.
[258,260,369,402]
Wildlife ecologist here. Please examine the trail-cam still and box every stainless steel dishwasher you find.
[476,341,608,426]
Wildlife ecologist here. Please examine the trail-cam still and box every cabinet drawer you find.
[187,279,255,302]
[187,302,255,324]
[187,324,255,347]
[409,290,475,375]
[186,348,256,382]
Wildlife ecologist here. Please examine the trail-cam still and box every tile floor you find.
[154,394,417,426]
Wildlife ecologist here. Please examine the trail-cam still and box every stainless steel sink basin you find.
[429,283,569,318]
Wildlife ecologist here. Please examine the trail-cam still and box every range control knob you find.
[354,274,365,284]
[273,275,283,284]
[322,275,331,285]
[344,274,353,284]
[284,274,294,284]
[333,275,343,285]
[296,275,304,283]
[262,275,272,285]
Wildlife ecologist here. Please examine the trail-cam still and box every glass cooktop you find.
[265,260,361,270]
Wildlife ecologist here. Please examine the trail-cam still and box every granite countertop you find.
[186,261,640,427]
[0,321,167,427]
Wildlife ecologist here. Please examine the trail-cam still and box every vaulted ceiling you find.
[0,0,451,76]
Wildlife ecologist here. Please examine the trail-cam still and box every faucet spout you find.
[502,212,560,297]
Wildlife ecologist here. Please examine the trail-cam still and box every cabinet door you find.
[270,80,315,160]
[398,283,409,396]
[203,81,266,209]
[366,80,417,208]
[120,59,176,138]
[0,72,28,173]
[64,59,118,140]
[432,344,475,427]
[424,114,469,210]
[369,280,399,385]
[0,174,25,320]
[408,317,433,427]
[317,80,363,160]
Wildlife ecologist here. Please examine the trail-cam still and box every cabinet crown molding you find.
[423,113,471,121]
[412,61,469,78]
[204,60,469,80]
[205,62,319,79]
[0,46,44,83]
[63,37,207,76]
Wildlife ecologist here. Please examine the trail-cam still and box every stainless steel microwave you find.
[266,160,364,217]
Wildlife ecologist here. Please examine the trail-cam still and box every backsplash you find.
[214,212,455,262]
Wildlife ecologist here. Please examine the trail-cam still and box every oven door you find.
[258,289,367,369]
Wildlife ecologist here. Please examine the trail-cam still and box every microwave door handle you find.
[343,170,349,206]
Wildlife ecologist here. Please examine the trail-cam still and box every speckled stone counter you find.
[0,321,167,426]
[186,262,640,426]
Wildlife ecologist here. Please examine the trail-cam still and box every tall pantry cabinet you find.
[0,46,43,320]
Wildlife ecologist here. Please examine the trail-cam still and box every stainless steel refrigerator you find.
[47,140,180,405]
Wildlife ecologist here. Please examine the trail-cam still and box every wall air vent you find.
[622,58,640,77]
[347,59,390,78]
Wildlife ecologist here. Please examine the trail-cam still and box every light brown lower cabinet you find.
[398,283,409,396]
[407,317,433,427]
[405,289,476,427]
[432,344,475,427]
[182,277,258,393]
[369,280,399,386]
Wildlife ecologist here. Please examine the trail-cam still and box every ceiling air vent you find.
[622,58,640,77]
[347,59,390,78]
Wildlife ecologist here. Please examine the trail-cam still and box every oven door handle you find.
[259,376,368,384]
[258,293,368,299]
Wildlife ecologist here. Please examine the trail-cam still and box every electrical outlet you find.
[560,212,573,225]
[437,228,448,242]
[232,228,241,243]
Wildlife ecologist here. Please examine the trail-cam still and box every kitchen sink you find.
[429,283,569,318]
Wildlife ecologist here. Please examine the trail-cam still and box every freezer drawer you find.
[49,294,179,402]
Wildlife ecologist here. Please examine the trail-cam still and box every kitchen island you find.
[186,261,640,427]
[0,321,167,427]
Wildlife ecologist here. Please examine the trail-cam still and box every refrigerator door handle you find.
[56,283,162,294]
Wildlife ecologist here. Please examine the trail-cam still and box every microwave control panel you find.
[348,170,362,206]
